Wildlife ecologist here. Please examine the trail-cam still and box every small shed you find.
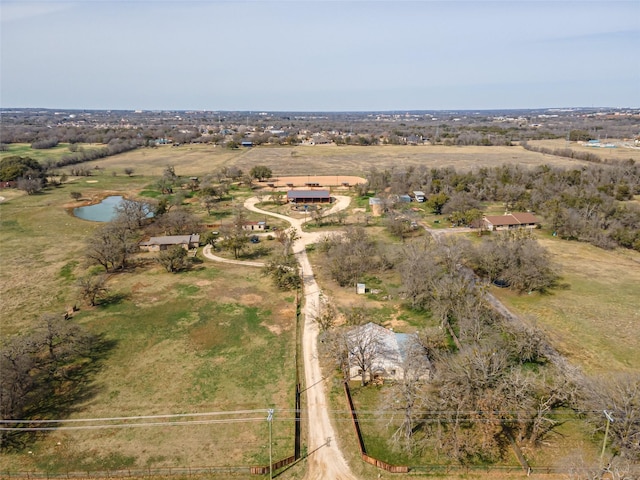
[287,190,331,204]
[369,197,383,217]
[242,221,267,231]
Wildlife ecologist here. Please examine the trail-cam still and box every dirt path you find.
[201,245,265,267]
[244,195,359,480]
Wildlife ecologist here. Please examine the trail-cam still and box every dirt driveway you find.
[201,196,358,479]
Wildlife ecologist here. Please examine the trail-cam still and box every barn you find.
[286,190,332,204]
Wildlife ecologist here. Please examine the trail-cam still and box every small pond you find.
[73,196,152,222]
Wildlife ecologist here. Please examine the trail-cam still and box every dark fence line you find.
[294,291,302,461]
[343,382,409,474]
[251,294,303,476]
[361,454,409,473]
[249,455,296,475]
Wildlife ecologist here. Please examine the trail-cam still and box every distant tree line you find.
[364,162,640,251]
[3,107,637,151]
[520,140,633,165]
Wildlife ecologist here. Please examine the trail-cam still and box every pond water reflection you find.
[73,196,152,222]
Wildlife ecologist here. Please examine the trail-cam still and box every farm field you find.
[0,143,107,164]
[55,143,606,179]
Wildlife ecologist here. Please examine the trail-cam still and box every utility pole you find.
[267,408,274,479]
[600,409,614,467]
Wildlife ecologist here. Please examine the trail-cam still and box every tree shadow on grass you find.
[98,291,129,307]
[1,333,118,451]
[239,245,273,260]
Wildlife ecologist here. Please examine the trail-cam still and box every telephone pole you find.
[267,408,274,479]
[600,409,614,467]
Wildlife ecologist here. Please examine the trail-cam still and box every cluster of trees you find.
[0,315,110,450]
[472,230,558,293]
[318,227,390,288]
[521,140,615,164]
[364,162,640,251]
[318,230,639,465]
[0,156,46,182]
[0,156,48,194]
[85,195,200,275]
[30,137,59,149]
[262,228,301,290]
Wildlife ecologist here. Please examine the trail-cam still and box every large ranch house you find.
[482,212,540,231]
[286,189,332,204]
[139,234,200,252]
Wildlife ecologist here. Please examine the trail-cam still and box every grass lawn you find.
[492,232,640,375]
[0,174,296,473]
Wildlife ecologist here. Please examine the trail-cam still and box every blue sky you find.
[1,0,638,111]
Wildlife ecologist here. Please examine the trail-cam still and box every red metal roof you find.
[483,213,540,226]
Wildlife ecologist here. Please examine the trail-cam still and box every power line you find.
[0,407,599,425]
[0,408,269,424]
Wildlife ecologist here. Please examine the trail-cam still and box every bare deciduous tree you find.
[584,373,640,461]
[77,274,108,306]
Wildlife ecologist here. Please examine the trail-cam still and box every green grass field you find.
[0,143,109,164]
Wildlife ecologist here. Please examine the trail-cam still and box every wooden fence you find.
[343,382,410,474]
[250,455,297,475]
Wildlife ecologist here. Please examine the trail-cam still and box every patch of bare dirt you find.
[262,322,283,335]
[240,293,263,305]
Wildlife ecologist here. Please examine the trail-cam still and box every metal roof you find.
[287,190,330,198]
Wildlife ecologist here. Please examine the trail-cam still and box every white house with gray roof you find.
[346,322,426,383]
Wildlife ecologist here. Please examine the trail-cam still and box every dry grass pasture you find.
[0,174,296,472]
[492,234,640,375]
[75,143,602,179]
